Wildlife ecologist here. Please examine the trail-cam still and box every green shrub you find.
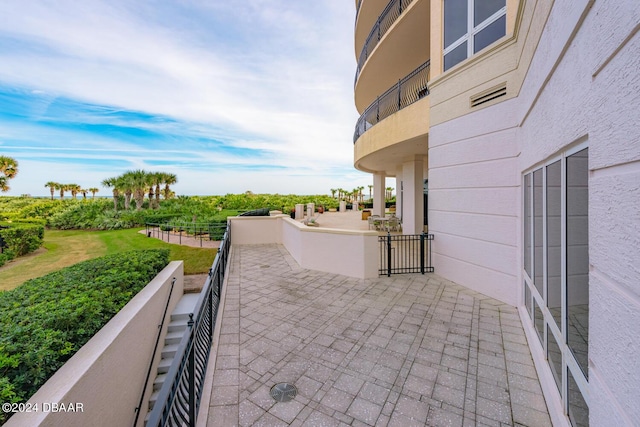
[0,223,44,257]
[0,249,170,422]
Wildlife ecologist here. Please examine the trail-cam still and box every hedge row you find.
[0,249,170,422]
[0,223,45,267]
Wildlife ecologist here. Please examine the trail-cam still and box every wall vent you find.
[471,83,507,107]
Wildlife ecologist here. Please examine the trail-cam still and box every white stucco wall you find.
[430,0,640,424]
[5,261,185,427]
[516,0,640,425]
[281,218,379,279]
[428,100,521,306]
[229,216,379,279]
[229,215,283,245]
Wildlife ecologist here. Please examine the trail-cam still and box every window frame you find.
[522,140,590,422]
[443,0,507,71]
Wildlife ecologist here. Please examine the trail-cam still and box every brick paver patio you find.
[201,244,551,426]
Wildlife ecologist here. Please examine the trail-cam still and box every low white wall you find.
[5,261,185,427]
[229,216,379,279]
[229,215,282,245]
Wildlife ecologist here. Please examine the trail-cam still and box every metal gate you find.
[379,232,434,276]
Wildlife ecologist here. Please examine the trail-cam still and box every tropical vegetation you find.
[0,222,44,268]
[102,169,178,211]
[0,249,170,423]
[0,156,18,193]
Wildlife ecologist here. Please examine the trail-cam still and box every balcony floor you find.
[200,244,552,427]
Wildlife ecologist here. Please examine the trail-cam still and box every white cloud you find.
[0,0,368,196]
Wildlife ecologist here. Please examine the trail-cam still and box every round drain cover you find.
[270,383,297,402]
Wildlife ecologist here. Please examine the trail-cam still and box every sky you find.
[0,0,378,197]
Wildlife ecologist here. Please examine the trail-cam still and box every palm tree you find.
[147,172,163,209]
[88,187,99,199]
[162,173,177,200]
[58,183,67,200]
[126,169,149,211]
[330,188,337,198]
[368,185,373,201]
[102,177,120,210]
[80,188,88,199]
[45,181,58,200]
[385,187,393,201]
[117,174,134,210]
[68,184,81,200]
[0,156,18,192]
[153,172,165,208]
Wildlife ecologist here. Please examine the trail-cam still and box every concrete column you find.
[402,158,424,234]
[395,166,403,221]
[373,173,385,217]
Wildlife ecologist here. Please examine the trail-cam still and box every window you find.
[523,144,589,422]
[443,0,506,71]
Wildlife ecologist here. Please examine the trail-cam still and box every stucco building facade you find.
[352,0,640,425]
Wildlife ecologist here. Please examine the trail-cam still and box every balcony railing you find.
[354,60,430,143]
[355,0,415,85]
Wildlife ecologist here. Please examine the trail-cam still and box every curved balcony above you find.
[354,96,430,176]
[355,0,416,85]
[354,60,430,143]
[354,0,430,111]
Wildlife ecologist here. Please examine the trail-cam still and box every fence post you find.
[420,233,425,274]
[386,232,392,277]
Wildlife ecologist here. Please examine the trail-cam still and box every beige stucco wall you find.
[354,96,429,175]
[429,0,535,126]
[5,261,185,427]
[430,0,521,82]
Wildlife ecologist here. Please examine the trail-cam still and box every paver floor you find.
[203,244,551,426]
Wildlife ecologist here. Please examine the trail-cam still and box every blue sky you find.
[0,0,373,196]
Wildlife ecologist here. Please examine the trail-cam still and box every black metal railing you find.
[379,232,434,276]
[146,224,231,427]
[354,60,430,143]
[355,0,415,84]
[146,222,228,247]
[356,0,363,22]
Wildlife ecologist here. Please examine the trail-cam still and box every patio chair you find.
[387,216,400,232]
[368,215,381,230]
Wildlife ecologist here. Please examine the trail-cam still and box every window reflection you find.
[547,161,562,328]
[534,298,544,345]
[524,174,532,277]
[567,148,589,378]
[474,15,506,53]
[533,169,543,296]
[568,369,589,427]
[444,0,468,47]
[474,0,505,25]
[444,42,468,71]
[547,326,562,392]
[525,283,532,320]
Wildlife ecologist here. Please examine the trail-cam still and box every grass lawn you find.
[0,228,218,291]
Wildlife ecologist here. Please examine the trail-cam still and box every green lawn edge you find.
[0,228,217,291]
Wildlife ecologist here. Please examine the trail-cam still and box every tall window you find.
[443,0,506,71]
[523,144,589,427]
